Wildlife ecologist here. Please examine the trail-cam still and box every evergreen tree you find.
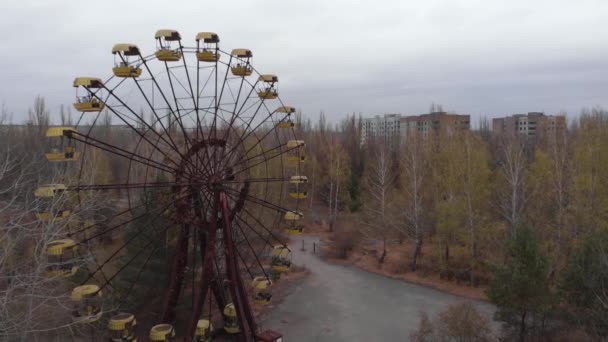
[560,229,608,339]
[115,181,175,310]
[486,225,552,341]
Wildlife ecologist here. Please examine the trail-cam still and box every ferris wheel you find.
[35,29,309,342]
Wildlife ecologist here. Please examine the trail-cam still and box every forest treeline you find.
[297,108,608,340]
[1,97,607,340]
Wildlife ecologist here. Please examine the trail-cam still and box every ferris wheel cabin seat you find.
[71,284,103,323]
[195,32,220,62]
[149,324,176,341]
[108,313,137,341]
[46,239,79,277]
[45,127,80,161]
[73,77,105,112]
[111,44,143,78]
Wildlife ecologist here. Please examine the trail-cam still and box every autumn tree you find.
[361,139,396,263]
[569,108,608,237]
[325,134,351,231]
[399,134,428,271]
[494,136,529,235]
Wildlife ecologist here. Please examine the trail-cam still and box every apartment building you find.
[401,111,470,139]
[361,112,470,144]
[492,112,566,139]
[361,114,402,144]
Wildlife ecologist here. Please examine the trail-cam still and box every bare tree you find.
[400,135,427,272]
[59,104,73,126]
[0,125,114,340]
[362,141,396,263]
[496,136,528,234]
[27,96,51,136]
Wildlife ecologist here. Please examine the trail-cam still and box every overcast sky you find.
[2,0,607,124]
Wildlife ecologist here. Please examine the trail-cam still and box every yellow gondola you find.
[112,44,143,78]
[275,106,295,114]
[71,284,103,323]
[108,313,137,342]
[271,245,292,273]
[223,303,240,334]
[149,324,175,341]
[195,32,220,62]
[285,223,304,235]
[155,29,182,62]
[45,127,80,162]
[47,239,78,277]
[230,48,253,76]
[284,211,304,221]
[257,74,278,99]
[195,319,213,342]
[289,175,308,199]
[36,210,71,221]
[286,140,306,164]
[73,77,105,112]
[35,184,71,221]
[274,106,295,128]
[35,184,67,197]
[251,276,272,305]
[276,120,295,129]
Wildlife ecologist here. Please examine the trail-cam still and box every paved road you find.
[261,236,495,341]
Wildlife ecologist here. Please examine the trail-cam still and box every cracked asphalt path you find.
[261,236,495,341]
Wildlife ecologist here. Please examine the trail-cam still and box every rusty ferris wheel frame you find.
[59,30,305,341]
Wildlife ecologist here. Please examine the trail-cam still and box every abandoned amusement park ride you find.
[37,29,310,341]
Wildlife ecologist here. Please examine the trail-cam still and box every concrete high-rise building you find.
[400,111,470,139]
[361,114,401,144]
[492,112,566,139]
[361,112,470,144]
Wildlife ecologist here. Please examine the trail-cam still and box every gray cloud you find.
[1,0,607,123]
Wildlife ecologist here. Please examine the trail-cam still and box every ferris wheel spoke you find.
[235,211,284,248]
[221,177,290,183]
[68,181,192,191]
[95,223,170,294]
[69,132,175,174]
[74,191,185,268]
[234,221,270,279]
[160,222,192,323]
[131,78,186,155]
[117,242,162,307]
[139,55,194,150]
[234,241,254,280]
[230,143,299,179]
[222,106,286,165]
[232,203,286,247]
[229,142,287,170]
[224,75,258,132]
[82,93,182,170]
[221,95,265,150]
[178,48,218,179]
[67,205,142,238]
[222,187,288,213]
[81,210,177,285]
[163,62,194,151]
[184,191,219,337]
[89,89,181,168]
[219,193,257,339]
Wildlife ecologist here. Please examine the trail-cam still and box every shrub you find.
[410,302,493,342]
